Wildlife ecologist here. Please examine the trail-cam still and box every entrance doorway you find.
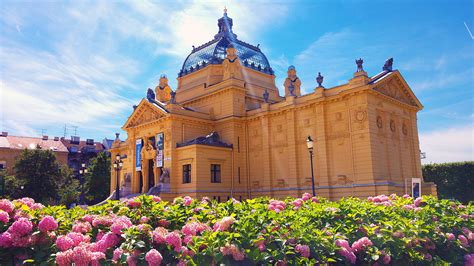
[138,172,143,193]
[148,159,155,188]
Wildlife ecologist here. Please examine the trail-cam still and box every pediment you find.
[372,71,422,109]
[123,99,169,129]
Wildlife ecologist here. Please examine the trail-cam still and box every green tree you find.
[0,169,24,199]
[423,161,474,203]
[57,166,80,206]
[14,148,63,203]
[84,152,111,204]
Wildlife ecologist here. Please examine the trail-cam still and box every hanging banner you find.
[411,178,421,198]
[135,139,143,171]
[156,132,164,168]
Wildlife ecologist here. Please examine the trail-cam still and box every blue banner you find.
[156,132,164,168]
[135,139,142,171]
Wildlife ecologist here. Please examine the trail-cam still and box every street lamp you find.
[113,154,123,200]
[306,136,316,196]
[79,163,88,204]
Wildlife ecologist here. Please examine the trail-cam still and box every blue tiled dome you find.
[179,10,273,77]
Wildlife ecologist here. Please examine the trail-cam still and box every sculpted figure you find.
[222,44,243,80]
[383,58,393,72]
[356,58,364,72]
[155,75,172,102]
[284,65,301,97]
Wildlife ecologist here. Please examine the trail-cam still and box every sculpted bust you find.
[155,75,172,102]
[284,65,301,97]
[222,44,242,80]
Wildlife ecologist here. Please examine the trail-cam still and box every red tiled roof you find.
[60,138,105,152]
[0,136,68,152]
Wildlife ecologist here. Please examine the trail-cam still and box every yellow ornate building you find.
[110,10,436,201]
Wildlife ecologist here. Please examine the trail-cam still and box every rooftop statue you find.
[284,65,301,97]
[222,44,243,80]
[263,89,269,103]
[356,58,364,72]
[146,88,155,101]
[155,74,172,102]
[383,58,393,72]
[316,72,324,87]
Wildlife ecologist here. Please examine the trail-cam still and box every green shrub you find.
[423,161,474,203]
[0,194,472,265]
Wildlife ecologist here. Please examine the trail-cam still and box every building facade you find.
[60,136,106,177]
[0,133,69,174]
[110,10,436,201]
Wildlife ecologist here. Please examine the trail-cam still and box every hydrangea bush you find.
[0,194,473,265]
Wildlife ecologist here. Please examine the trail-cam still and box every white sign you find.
[411,178,421,198]
[156,150,164,168]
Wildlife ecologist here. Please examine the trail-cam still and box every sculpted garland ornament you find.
[390,120,396,132]
[376,116,383,128]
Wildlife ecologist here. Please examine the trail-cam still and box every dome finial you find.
[223,6,227,15]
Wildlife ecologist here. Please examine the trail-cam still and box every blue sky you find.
[0,0,473,163]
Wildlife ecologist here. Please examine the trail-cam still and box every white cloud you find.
[420,125,474,164]
[0,1,289,139]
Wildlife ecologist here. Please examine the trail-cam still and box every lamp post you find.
[79,163,88,205]
[306,136,316,196]
[113,154,123,200]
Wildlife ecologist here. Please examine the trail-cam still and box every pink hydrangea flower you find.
[0,211,9,223]
[464,254,474,266]
[292,199,303,209]
[8,217,33,236]
[152,196,161,202]
[213,216,235,232]
[183,196,193,206]
[351,237,373,253]
[336,239,351,250]
[339,248,356,264]
[268,200,286,213]
[459,235,469,247]
[152,227,168,244]
[72,221,92,234]
[0,199,14,213]
[414,197,423,207]
[145,249,163,266]
[15,197,35,208]
[56,235,74,251]
[112,248,123,262]
[446,233,455,241]
[382,254,391,264]
[126,198,141,208]
[126,254,137,266]
[140,216,149,224]
[302,193,311,201]
[311,197,319,203]
[0,232,13,247]
[55,250,73,266]
[38,216,58,232]
[295,244,310,258]
[165,231,182,249]
[66,232,87,246]
[220,243,245,261]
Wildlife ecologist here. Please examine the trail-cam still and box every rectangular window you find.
[210,164,221,183]
[237,137,240,153]
[238,167,241,184]
[182,164,191,183]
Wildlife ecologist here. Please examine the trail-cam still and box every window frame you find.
[210,164,221,183]
[182,164,191,184]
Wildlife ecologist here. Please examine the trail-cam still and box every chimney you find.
[42,135,48,140]
[1,132,7,137]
